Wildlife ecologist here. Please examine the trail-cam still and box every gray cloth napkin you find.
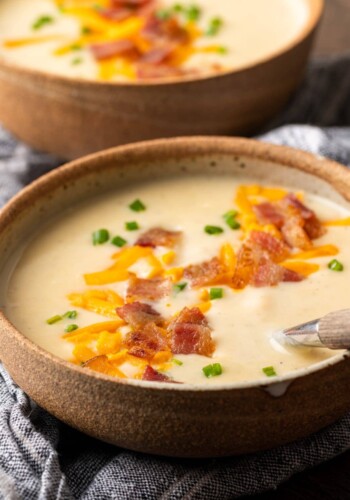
[0,54,350,500]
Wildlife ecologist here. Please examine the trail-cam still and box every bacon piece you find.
[184,257,226,287]
[281,194,326,242]
[135,227,182,248]
[168,307,215,357]
[232,244,260,289]
[125,322,168,359]
[249,230,290,262]
[140,46,173,64]
[142,16,189,44]
[253,202,285,228]
[127,276,171,301]
[251,257,304,287]
[116,301,163,328]
[90,39,137,60]
[281,214,313,250]
[142,365,171,382]
[100,8,132,21]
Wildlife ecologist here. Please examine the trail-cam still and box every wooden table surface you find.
[249,1,350,498]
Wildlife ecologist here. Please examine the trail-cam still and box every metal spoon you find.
[277,309,350,350]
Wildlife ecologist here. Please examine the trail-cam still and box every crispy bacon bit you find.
[90,40,137,60]
[125,322,168,359]
[281,194,326,243]
[168,307,215,356]
[100,8,132,21]
[116,301,163,328]
[249,230,290,262]
[136,227,182,248]
[281,214,313,250]
[253,202,285,228]
[184,257,226,287]
[231,244,259,289]
[142,16,189,44]
[251,257,304,287]
[127,276,171,301]
[142,365,171,382]
[140,46,173,64]
[137,63,184,79]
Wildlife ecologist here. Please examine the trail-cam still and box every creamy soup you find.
[2,176,350,385]
[0,0,309,81]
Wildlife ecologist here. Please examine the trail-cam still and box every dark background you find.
[249,1,350,498]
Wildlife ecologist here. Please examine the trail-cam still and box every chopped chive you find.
[173,3,184,12]
[65,324,79,333]
[202,363,222,378]
[262,366,277,377]
[112,235,127,247]
[32,15,54,30]
[186,4,201,21]
[206,16,223,36]
[125,221,139,231]
[204,225,224,235]
[209,287,223,300]
[173,282,187,293]
[129,199,146,212]
[71,57,83,65]
[223,210,240,230]
[70,43,82,51]
[328,259,344,272]
[81,26,92,35]
[173,358,183,366]
[92,229,110,245]
[64,310,78,319]
[46,314,62,325]
[156,8,172,20]
[217,46,228,54]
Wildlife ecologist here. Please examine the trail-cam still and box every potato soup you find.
[2,176,350,385]
[0,0,309,81]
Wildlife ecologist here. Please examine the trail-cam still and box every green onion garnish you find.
[328,259,344,272]
[70,44,82,51]
[262,366,277,377]
[217,46,228,55]
[209,287,223,300]
[155,8,172,20]
[173,3,184,13]
[46,314,62,325]
[71,57,83,65]
[32,15,55,30]
[112,236,127,247]
[81,26,92,35]
[173,282,187,293]
[129,199,146,212]
[204,225,224,235]
[186,4,201,21]
[206,17,223,36]
[65,324,79,333]
[223,210,240,230]
[64,310,78,319]
[173,358,183,366]
[125,221,139,231]
[92,229,110,245]
[202,363,223,378]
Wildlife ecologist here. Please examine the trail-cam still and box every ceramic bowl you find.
[0,136,350,458]
[0,0,324,159]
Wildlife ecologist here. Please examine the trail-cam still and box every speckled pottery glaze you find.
[0,0,324,159]
[0,136,350,458]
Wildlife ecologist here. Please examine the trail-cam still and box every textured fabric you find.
[0,55,350,500]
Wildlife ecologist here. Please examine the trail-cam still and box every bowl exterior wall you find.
[0,319,350,458]
[0,31,315,159]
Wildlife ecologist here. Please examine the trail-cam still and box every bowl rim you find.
[0,0,324,89]
[0,134,349,394]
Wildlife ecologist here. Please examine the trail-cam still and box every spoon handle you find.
[318,309,350,350]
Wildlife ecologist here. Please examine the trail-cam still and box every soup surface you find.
[0,0,309,81]
[2,176,350,385]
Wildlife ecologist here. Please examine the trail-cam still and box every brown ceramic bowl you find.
[0,136,349,458]
[0,0,323,159]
